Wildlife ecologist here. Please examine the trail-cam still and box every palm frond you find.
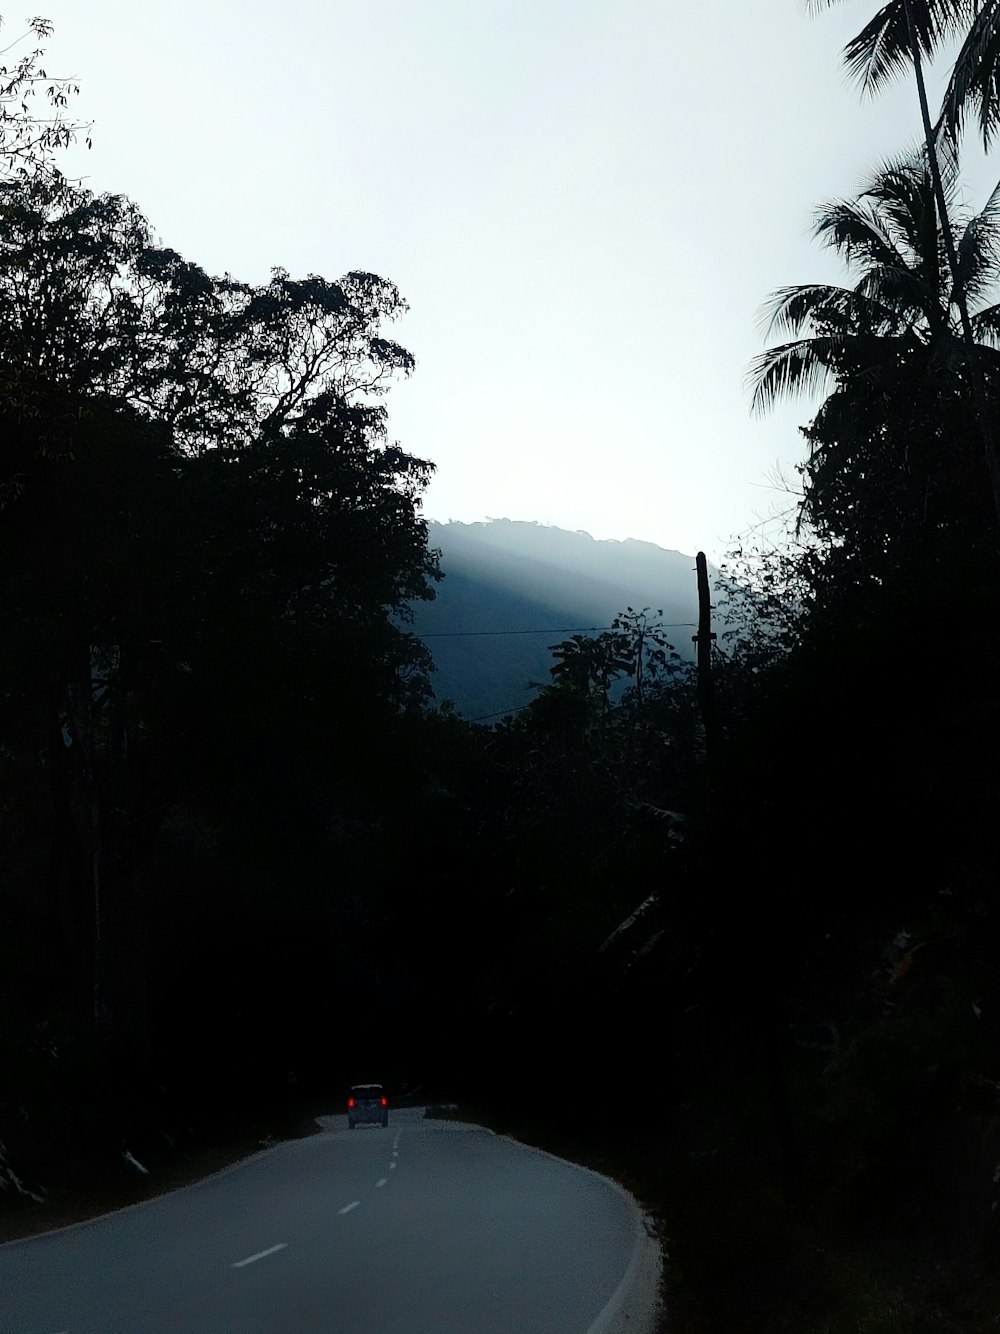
[860,150,960,302]
[756,284,869,338]
[865,155,943,239]
[747,337,847,416]
[813,196,909,271]
[844,3,916,97]
[930,123,962,200]
[970,299,1000,344]
[955,175,1000,306]
[838,1,971,98]
[856,265,935,328]
[939,0,1000,148]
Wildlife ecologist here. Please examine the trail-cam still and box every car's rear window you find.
[351,1086,382,1099]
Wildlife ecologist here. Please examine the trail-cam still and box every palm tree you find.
[749,153,1000,560]
[806,0,1000,523]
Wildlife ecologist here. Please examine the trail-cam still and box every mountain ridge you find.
[410,519,703,719]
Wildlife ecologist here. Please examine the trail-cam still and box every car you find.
[347,1083,389,1129]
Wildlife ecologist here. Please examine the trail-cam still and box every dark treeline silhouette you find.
[0,174,443,1186]
[6,9,1000,1333]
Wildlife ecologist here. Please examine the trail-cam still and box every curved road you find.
[0,1108,661,1333]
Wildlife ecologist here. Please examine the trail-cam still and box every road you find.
[0,1108,661,1333]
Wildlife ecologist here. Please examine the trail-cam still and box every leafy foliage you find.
[0,16,89,177]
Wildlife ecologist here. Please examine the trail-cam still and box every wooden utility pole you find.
[693,552,721,770]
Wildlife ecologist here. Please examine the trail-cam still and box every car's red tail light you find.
[380,1096,388,1107]
[347,1097,355,1109]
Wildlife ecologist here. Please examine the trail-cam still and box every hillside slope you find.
[411,520,701,719]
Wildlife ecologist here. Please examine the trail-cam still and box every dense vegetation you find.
[5,6,1000,1331]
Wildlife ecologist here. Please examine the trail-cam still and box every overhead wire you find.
[412,623,697,639]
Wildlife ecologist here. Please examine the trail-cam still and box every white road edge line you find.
[232,1243,287,1269]
[338,1200,361,1214]
[491,1130,663,1334]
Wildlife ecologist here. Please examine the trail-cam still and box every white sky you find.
[21,1,1000,562]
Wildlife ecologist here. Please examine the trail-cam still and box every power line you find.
[414,623,697,640]
[465,705,530,723]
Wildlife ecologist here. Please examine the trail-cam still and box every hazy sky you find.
[22,1,999,561]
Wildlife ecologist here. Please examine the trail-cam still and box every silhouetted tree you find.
[749,150,1000,595]
[0,177,438,1081]
[808,0,1000,519]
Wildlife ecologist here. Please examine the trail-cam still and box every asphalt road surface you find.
[0,1108,661,1333]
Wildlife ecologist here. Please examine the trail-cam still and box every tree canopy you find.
[748,150,1000,592]
[0,176,439,1069]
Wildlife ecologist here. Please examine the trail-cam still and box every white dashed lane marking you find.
[232,1243,287,1269]
[389,1161,397,1170]
[375,1177,388,1188]
[338,1201,360,1215]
